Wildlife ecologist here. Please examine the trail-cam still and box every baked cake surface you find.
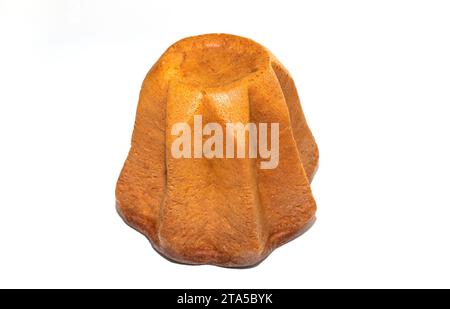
[116,34,318,267]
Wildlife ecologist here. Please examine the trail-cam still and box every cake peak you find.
[166,34,271,88]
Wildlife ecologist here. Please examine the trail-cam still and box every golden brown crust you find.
[116,34,318,267]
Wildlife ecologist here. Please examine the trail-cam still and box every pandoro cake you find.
[116,34,318,267]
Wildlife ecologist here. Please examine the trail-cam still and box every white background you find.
[1,0,449,288]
